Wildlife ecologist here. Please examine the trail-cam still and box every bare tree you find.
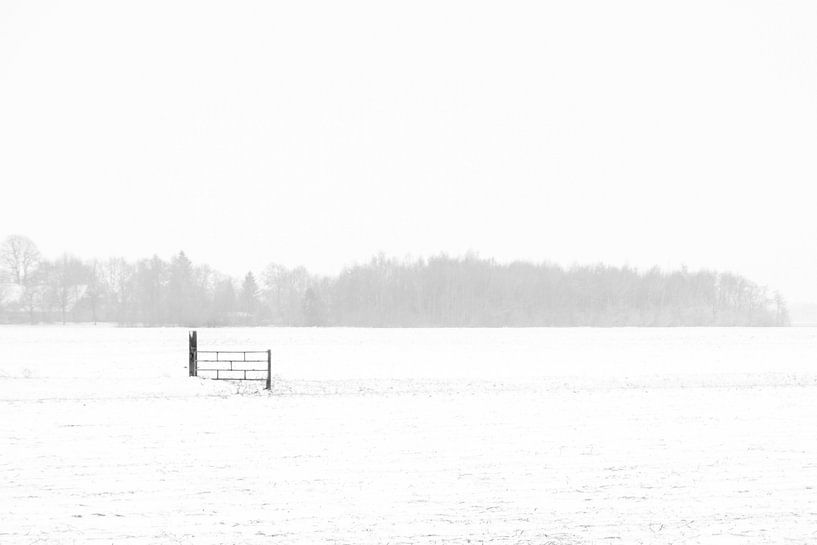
[85,259,103,324]
[774,291,790,326]
[0,235,41,285]
[47,254,86,324]
[101,257,134,325]
[239,271,260,322]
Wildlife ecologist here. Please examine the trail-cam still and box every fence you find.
[188,330,272,390]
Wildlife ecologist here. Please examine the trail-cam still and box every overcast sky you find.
[1,1,815,302]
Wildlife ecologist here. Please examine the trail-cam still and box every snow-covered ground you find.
[2,326,817,544]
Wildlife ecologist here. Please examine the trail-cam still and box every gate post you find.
[189,330,198,377]
[265,349,271,390]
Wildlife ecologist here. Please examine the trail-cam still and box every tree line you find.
[0,235,789,326]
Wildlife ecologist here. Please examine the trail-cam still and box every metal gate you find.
[188,330,271,390]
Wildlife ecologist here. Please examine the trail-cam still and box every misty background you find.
[1,2,815,321]
[0,235,789,326]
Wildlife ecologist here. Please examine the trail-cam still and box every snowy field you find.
[2,326,817,544]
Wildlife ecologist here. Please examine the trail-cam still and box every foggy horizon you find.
[0,232,792,327]
[2,1,816,306]
[2,233,810,323]
[0,231,796,295]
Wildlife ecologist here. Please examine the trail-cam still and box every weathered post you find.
[188,330,198,377]
[265,349,272,390]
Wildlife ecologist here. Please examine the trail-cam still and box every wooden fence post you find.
[188,330,198,377]
[265,349,271,390]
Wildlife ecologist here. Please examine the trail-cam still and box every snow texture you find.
[1,326,816,544]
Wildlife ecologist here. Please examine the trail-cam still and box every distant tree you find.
[85,259,103,324]
[212,277,237,323]
[191,263,216,325]
[47,254,86,324]
[134,256,167,325]
[774,291,790,326]
[101,257,135,325]
[302,286,327,326]
[261,265,316,325]
[0,235,41,285]
[15,261,48,324]
[240,272,260,321]
[167,251,194,325]
[261,264,288,323]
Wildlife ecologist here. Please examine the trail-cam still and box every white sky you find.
[1,1,815,302]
